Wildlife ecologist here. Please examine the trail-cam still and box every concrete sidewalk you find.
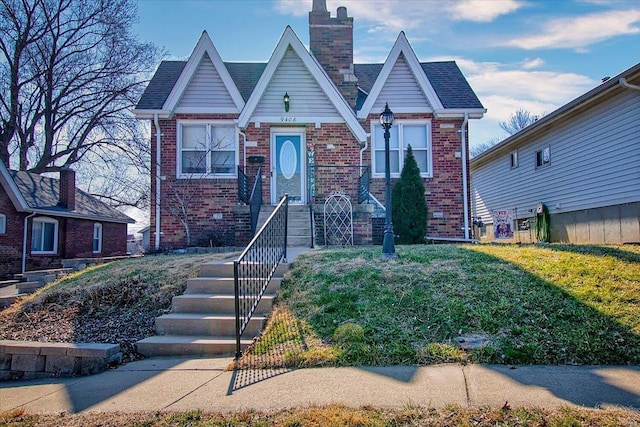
[1,358,639,414]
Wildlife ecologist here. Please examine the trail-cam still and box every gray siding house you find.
[471,62,640,244]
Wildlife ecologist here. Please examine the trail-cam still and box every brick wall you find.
[0,188,25,277]
[362,113,470,239]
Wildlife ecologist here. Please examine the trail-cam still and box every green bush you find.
[392,145,427,244]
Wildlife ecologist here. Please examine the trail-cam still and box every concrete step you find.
[199,262,288,278]
[288,236,312,246]
[0,293,27,308]
[185,278,282,295]
[136,335,252,357]
[288,226,311,236]
[155,313,266,336]
[16,281,44,293]
[0,279,20,289]
[172,294,274,314]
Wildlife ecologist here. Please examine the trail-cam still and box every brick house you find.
[0,163,134,277]
[134,0,485,250]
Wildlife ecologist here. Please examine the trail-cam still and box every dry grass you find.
[1,404,639,426]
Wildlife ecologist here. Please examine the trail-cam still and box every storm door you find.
[271,132,305,204]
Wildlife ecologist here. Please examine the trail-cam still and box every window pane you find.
[0,214,5,234]
[43,223,55,252]
[375,150,400,174]
[211,126,235,150]
[182,125,207,149]
[182,151,207,174]
[31,221,42,251]
[403,125,428,149]
[373,125,399,149]
[543,146,550,163]
[407,149,428,173]
[211,151,235,174]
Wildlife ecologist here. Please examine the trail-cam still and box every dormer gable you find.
[163,31,245,114]
[357,32,444,119]
[238,26,366,143]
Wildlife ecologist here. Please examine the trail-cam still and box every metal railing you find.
[249,165,262,235]
[237,167,250,204]
[233,194,289,359]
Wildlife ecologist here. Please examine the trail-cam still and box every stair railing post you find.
[284,194,288,263]
[233,260,241,360]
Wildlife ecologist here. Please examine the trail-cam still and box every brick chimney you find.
[309,0,358,109]
[59,168,76,210]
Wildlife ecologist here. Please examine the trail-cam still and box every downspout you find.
[153,114,161,251]
[22,212,36,274]
[240,130,247,174]
[619,77,640,91]
[359,135,368,176]
[461,113,470,240]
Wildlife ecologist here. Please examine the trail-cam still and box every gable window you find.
[31,217,58,254]
[372,121,432,178]
[0,214,6,234]
[535,145,550,168]
[510,150,519,169]
[93,223,102,253]
[177,121,237,177]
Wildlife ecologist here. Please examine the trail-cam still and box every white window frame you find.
[535,145,551,169]
[371,120,433,178]
[176,120,238,179]
[510,150,519,169]
[93,223,103,253]
[0,213,5,234]
[31,217,58,254]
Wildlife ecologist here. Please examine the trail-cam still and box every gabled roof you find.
[357,32,444,119]
[237,26,367,142]
[471,61,640,167]
[134,31,245,117]
[0,163,134,224]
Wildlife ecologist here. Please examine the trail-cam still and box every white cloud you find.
[445,58,597,147]
[505,10,640,50]
[446,0,524,22]
[521,57,544,69]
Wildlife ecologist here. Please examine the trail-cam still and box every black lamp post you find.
[380,103,396,259]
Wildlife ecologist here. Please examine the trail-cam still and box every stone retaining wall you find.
[0,340,121,380]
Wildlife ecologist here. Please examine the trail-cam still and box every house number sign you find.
[280,117,297,123]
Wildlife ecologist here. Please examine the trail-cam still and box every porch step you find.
[155,314,266,338]
[135,335,253,357]
[186,277,282,295]
[0,281,44,309]
[199,262,288,278]
[172,294,275,314]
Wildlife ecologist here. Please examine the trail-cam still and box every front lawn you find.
[240,244,640,367]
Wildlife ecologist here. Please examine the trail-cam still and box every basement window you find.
[0,214,6,234]
[31,217,58,254]
[510,150,519,169]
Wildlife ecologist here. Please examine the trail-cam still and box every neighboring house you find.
[134,0,485,250]
[0,163,135,276]
[471,62,640,244]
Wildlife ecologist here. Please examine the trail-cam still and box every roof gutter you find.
[619,77,640,91]
[461,113,470,240]
[154,113,161,251]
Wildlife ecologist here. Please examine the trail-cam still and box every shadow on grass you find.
[548,244,640,263]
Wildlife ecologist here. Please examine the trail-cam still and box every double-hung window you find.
[31,217,58,254]
[535,145,550,168]
[372,121,432,178]
[93,223,102,253]
[0,214,6,234]
[177,121,237,177]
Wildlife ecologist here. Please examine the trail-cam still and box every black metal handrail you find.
[249,165,262,235]
[234,194,289,359]
[238,166,250,204]
[358,167,370,204]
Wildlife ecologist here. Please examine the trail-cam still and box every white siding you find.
[252,47,340,118]
[472,89,640,222]
[372,53,432,112]
[177,53,238,111]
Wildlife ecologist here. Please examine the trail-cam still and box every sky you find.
[134,0,640,151]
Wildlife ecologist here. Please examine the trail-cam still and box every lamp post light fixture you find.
[380,102,396,259]
[284,92,290,112]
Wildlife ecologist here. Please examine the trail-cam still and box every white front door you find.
[272,131,305,204]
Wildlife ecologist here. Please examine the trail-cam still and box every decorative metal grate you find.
[234,194,288,359]
[249,165,262,235]
[237,166,250,204]
[323,191,353,246]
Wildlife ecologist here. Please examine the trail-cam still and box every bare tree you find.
[0,0,159,207]
[499,108,538,135]
[470,136,502,158]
